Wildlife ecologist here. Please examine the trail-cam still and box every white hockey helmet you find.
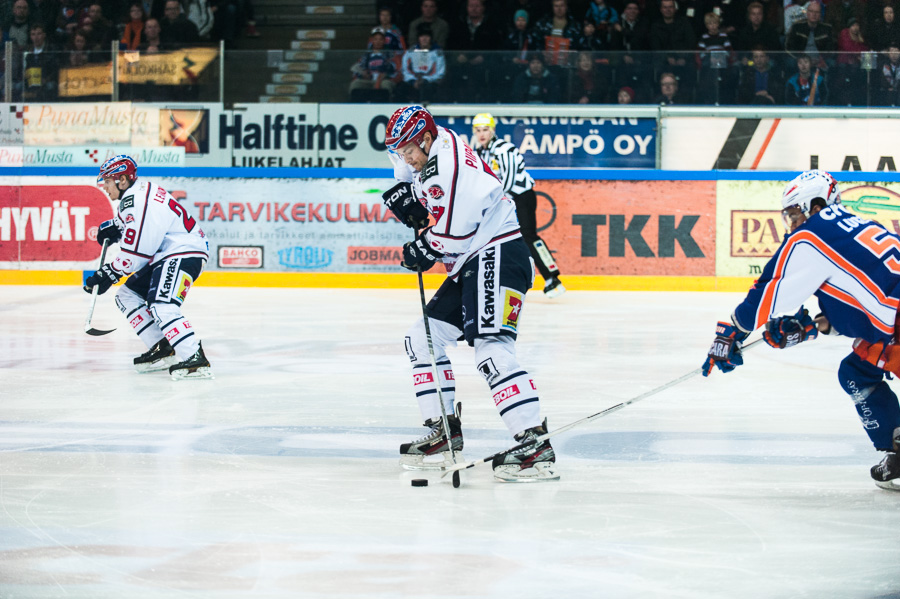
[781,169,841,216]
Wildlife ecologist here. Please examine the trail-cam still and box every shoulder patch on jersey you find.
[422,156,439,181]
[120,196,134,211]
[428,185,444,200]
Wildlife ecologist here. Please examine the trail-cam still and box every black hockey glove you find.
[764,307,818,349]
[83,264,121,295]
[96,219,121,246]
[383,181,430,229]
[701,321,749,377]
[401,229,443,272]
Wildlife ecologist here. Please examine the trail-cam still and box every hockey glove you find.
[401,229,443,272]
[96,219,121,246]
[702,321,749,377]
[83,264,121,295]
[383,181,430,229]
[764,307,819,349]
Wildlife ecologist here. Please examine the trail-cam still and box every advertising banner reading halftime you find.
[716,180,900,277]
[663,117,900,171]
[437,116,657,169]
[534,180,715,275]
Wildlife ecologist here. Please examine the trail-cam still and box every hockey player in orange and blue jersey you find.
[703,169,900,490]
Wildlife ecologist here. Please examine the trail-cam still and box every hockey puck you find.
[411,479,428,487]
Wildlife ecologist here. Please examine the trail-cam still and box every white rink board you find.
[1,286,900,598]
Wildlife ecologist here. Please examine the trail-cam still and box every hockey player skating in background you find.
[702,170,900,490]
[471,112,566,298]
[382,105,558,482]
[84,155,213,380]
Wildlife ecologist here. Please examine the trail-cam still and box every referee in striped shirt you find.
[472,112,565,298]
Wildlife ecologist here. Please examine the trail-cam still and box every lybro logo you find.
[0,186,112,261]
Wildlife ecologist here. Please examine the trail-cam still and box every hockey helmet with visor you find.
[385,105,437,152]
[781,169,841,231]
[98,154,138,186]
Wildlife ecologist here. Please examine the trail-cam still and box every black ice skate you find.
[399,410,463,470]
[871,427,900,491]
[543,276,566,299]
[168,342,213,380]
[133,338,178,373]
[492,419,559,482]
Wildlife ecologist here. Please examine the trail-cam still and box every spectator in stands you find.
[55,0,80,44]
[584,0,618,38]
[408,0,448,50]
[534,0,580,66]
[654,71,680,103]
[349,28,398,101]
[23,23,58,100]
[122,2,147,50]
[6,0,29,47]
[81,3,116,51]
[837,17,869,63]
[826,0,865,37]
[505,9,536,64]
[696,12,734,104]
[832,17,869,104]
[785,53,828,104]
[733,2,780,58]
[610,0,649,95]
[66,27,91,65]
[376,6,406,51]
[649,0,696,91]
[878,44,900,105]
[569,49,610,102]
[160,0,200,46]
[868,5,900,52]
[785,1,834,70]
[512,52,561,102]
[737,47,784,103]
[576,19,608,51]
[447,0,500,101]
[399,23,444,102]
[617,85,635,103]
[184,0,215,41]
[139,17,163,53]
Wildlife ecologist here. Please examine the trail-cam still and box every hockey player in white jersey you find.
[84,155,213,380]
[382,104,558,482]
[472,112,566,298]
[702,170,900,490]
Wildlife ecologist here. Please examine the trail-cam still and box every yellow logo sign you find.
[502,290,523,332]
[840,185,900,235]
[730,210,783,258]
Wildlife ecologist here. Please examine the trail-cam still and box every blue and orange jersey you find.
[733,203,900,343]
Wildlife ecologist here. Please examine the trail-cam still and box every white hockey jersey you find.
[109,179,209,277]
[389,126,521,277]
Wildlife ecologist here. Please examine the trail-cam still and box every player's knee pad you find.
[114,284,146,314]
[473,335,520,385]
[404,317,460,365]
[838,352,885,401]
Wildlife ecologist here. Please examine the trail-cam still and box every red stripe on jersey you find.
[444,130,459,235]
[756,229,899,329]
[119,247,154,259]
[819,282,895,335]
[431,227,477,241]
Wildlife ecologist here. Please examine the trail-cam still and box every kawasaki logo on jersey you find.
[422,156,438,181]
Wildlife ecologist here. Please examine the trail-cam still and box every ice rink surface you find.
[1,284,900,599]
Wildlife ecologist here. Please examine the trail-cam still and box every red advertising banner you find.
[0,186,113,261]
[534,180,717,276]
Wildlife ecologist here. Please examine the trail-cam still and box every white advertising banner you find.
[662,117,900,171]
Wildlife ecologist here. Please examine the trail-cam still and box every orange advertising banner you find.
[534,180,717,276]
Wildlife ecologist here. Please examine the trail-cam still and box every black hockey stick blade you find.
[85,326,116,336]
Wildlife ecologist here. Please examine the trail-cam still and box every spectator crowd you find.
[0,0,259,101]
[350,0,900,105]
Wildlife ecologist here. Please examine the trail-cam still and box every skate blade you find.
[544,284,566,299]
[493,463,560,483]
[134,356,178,373]
[874,478,900,492]
[170,366,214,380]
[400,452,464,471]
